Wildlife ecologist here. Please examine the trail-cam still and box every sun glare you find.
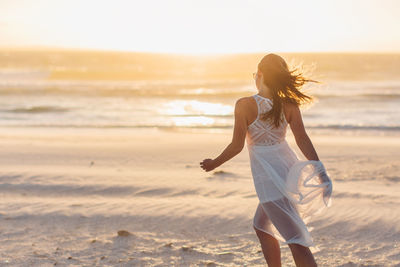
[164,100,233,116]
[163,100,233,127]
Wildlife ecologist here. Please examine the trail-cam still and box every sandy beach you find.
[0,127,399,266]
[1,0,400,264]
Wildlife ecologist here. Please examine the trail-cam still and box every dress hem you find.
[252,222,314,248]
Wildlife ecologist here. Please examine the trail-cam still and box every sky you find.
[0,0,399,54]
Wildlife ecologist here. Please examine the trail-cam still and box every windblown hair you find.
[258,53,319,128]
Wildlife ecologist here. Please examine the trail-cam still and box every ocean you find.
[0,49,399,135]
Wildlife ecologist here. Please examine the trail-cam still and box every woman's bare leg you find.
[288,243,317,267]
[254,226,281,267]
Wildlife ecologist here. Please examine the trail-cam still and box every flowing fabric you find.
[246,94,332,247]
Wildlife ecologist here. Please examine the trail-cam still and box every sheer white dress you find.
[246,94,332,247]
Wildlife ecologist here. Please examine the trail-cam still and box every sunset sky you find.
[0,0,399,54]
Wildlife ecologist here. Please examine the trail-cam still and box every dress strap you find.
[254,94,273,104]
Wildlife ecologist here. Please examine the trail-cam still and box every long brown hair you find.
[258,53,319,127]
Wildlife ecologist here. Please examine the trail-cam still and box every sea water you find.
[0,50,399,135]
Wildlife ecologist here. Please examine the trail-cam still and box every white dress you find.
[246,94,333,247]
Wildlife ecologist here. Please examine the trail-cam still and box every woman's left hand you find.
[200,158,216,172]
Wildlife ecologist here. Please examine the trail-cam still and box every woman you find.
[200,53,332,267]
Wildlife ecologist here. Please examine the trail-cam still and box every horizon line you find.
[1,45,400,56]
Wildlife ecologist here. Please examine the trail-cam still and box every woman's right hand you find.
[318,171,332,202]
[318,171,331,183]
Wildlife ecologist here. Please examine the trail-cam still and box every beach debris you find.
[117,230,132,237]
[181,245,194,251]
[90,161,94,167]
[164,242,173,247]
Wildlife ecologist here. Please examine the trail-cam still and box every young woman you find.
[200,53,332,267]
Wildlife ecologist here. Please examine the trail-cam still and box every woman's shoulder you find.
[233,96,257,117]
[236,95,254,102]
[234,96,255,107]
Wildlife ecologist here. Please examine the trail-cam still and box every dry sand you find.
[0,127,399,266]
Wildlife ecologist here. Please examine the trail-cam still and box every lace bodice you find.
[246,94,288,146]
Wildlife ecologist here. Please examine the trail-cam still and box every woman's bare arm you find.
[200,98,248,172]
[286,103,320,161]
[286,103,331,193]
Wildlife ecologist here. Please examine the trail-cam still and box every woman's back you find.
[246,94,288,146]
